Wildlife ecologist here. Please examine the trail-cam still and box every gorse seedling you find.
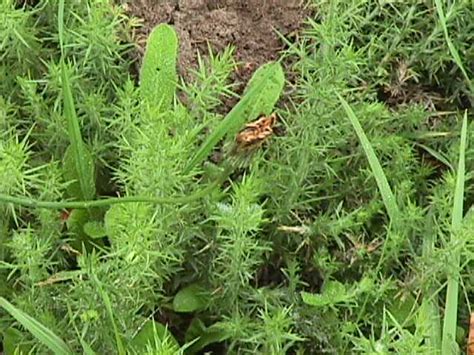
[0,0,473,353]
[0,2,286,351]
[183,45,237,114]
[209,174,270,304]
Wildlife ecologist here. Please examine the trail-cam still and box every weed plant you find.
[0,0,472,354]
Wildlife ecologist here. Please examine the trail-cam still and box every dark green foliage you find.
[0,0,472,354]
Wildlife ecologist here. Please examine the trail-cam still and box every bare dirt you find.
[125,0,310,84]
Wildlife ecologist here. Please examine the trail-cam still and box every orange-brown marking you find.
[235,113,277,151]
[468,313,474,355]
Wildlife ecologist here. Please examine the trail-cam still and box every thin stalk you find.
[434,0,474,95]
[0,164,235,210]
[0,183,217,210]
[92,275,125,355]
[421,210,441,352]
[441,112,468,354]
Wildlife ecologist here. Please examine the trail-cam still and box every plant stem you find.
[0,182,217,210]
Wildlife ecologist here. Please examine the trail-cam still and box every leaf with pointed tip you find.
[301,281,350,308]
[0,297,72,355]
[61,61,96,201]
[184,61,284,173]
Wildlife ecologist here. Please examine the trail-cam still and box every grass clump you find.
[0,0,472,354]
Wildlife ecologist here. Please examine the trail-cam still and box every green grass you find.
[0,297,71,355]
[0,0,472,353]
[442,112,468,354]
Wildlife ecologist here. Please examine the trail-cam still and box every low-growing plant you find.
[0,0,472,354]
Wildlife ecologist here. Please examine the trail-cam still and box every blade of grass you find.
[420,209,441,352]
[57,0,64,55]
[80,340,97,355]
[58,0,95,201]
[337,94,400,224]
[414,142,454,172]
[434,0,474,94]
[61,61,96,201]
[67,301,97,355]
[0,297,72,355]
[183,61,284,174]
[93,275,126,355]
[441,112,468,354]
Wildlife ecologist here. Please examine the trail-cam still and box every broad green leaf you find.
[301,280,350,308]
[185,318,207,343]
[129,320,179,353]
[184,61,285,173]
[140,24,178,111]
[83,221,107,239]
[0,297,72,355]
[173,283,209,313]
[243,61,286,118]
[66,208,91,250]
[58,0,95,201]
[66,209,88,233]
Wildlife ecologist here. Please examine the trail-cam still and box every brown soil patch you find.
[124,0,310,84]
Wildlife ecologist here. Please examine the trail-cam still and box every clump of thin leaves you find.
[0,0,472,354]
